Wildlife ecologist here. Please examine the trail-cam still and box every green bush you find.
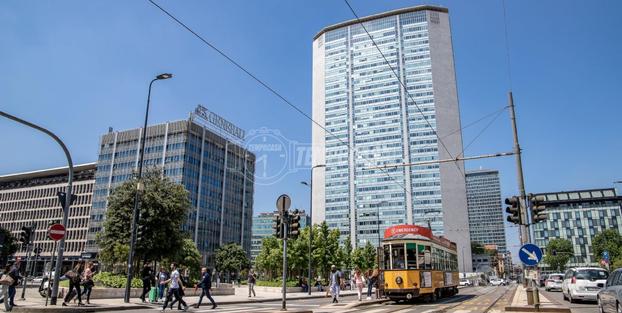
[93,272,142,288]
[256,280,298,287]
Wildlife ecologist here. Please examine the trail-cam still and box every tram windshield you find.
[384,242,435,270]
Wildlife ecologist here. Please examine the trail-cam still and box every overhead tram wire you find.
[456,106,508,159]
[145,0,411,195]
[343,0,464,177]
[441,105,508,141]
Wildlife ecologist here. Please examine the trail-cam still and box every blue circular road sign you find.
[519,243,543,266]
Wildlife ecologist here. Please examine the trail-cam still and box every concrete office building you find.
[533,188,622,271]
[312,5,471,269]
[0,163,96,266]
[250,210,309,262]
[87,107,255,266]
[466,169,506,253]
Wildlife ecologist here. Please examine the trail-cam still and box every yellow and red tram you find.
[380,225,459,302]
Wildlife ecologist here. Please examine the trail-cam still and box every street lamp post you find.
[0,111,73,306]
[300,164,325,295]
[124,73,172,303]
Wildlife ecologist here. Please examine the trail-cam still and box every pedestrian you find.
[195,267,216,309]
[3,262,21,310]
[81,262,95,304]
[62,262,84,306]
[301,277,308,293]
[139,262,153,303]
[353,268,365,301]
[329,265,342,303]
[161,262,188,312]
[247,269,256,297]
[366,267,379,299]
[156,266,169,302]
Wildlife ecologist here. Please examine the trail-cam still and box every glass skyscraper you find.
[87,114,255,266]
[312,5,471,270]
[465,169,507,253]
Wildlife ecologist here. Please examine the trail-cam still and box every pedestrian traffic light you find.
[288,209,301,239]
[19,226,33,245]
[272,212,282,239]
[57,191,77,208]
[529,193,547,224]
[505,196,521,225]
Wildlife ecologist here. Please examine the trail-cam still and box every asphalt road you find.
[539,288,599,313]
[105,286,511,313]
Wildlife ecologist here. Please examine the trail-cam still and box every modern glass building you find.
[533,188,622,271]
[466,169,506,253]
[87,112,255,266]
[312,6,471,269]
[250,210,309,262]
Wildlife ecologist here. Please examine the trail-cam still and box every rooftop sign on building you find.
[193,105,246,142]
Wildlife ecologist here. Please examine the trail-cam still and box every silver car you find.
[598,268,622,313]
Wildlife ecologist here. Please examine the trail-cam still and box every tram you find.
[381,225,459,302]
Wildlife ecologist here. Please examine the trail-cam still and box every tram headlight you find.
[395,276,403,284]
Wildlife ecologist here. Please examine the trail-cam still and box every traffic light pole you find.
[508,92,530,245]
[20,243,33,300]
[281,216,288,311]
[0,111,74,306]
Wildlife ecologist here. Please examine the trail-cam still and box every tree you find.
[352,241,377,272]
[0,228,18,267]
[255,236,281,279]
[97,169,191,270]
[312,222,341,280]
[287,227,309,277]
[215,243,250,282]
[592,229,622,268]
[175,238,202,278]
[341,236,353,271]
[543,238,573,272]
[471,241,485,255]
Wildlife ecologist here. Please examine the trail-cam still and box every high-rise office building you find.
[466,169,506,253]
[312,6,471,269]
[0,163,96,267]
[250,210,309,262]
[87,107,255,266]
[533,188,622,271]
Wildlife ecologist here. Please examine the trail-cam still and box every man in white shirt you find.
[161,263,188,312]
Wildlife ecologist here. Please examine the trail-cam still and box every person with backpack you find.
[195,267,216,309]
[62,262,84,306]
[156,266,169,302]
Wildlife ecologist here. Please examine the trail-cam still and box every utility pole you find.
[508,92,530,245]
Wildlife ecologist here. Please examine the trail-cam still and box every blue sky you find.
[1,0,621,259]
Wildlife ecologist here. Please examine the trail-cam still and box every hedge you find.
[93,272,143,288]
[255,280,299,287]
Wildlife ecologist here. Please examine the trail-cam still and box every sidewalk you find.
[505,285,570,312]
[8,286,358,312]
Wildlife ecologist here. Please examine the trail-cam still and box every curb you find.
[505,306,571,312]
[12,304,152,313]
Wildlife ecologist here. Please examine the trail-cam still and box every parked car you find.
[562,267,608,303]
[490,278,504,286]
[597,268,622,313]
[539,274,549,287]
[459,279,472,287]
[545,273,564,292]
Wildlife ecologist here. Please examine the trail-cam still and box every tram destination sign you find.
[194,105,245,141]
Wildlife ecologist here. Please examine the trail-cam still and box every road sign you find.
[276,194,291,215]
[603,251,610,261]
[47,224,66,241]
[519,243,542,266]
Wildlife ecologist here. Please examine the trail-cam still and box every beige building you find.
[0,163,95,264]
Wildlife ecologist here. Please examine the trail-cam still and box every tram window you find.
[391,244,405,270]
[383,245,391,270]
[406,243,417,269]
[419,244,431,270]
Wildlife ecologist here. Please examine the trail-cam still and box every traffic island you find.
[505,285,570,312]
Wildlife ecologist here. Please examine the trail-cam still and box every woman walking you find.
[81,262,95,304]
[353,268,365,301]
[247,269,256,297]
[62,262,84,306]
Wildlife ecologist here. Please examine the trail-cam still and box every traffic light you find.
[529,193,547,224]
[19,226,32,245]
[505,196,521,225]
[272,212,282,239]
[288,209,301,239]
[34,247,43,256]
[137,211,149,242]
[57,192,77,208]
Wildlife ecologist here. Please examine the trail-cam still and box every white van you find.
[561,267,608,302]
